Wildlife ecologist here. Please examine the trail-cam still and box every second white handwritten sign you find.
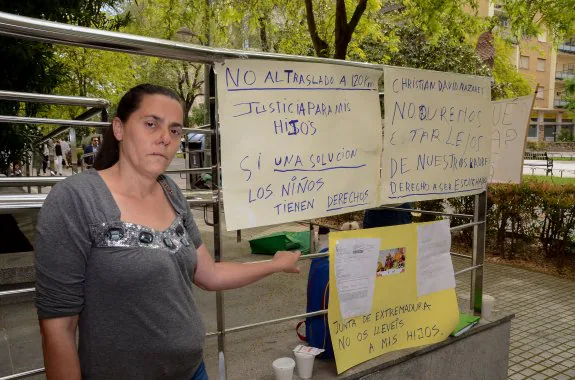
[216,60,383,231]
[381,67,492,203]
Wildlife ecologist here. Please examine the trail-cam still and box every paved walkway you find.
[523,160,575,178]
[453,256,575,380]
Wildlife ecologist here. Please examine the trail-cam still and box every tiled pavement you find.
[1,243,574,379]
[453,256,575,380]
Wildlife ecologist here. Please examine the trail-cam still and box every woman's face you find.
[113,94,184,177]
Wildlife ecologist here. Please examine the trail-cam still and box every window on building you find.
[536,86,544,99]
[528,125,538,138]
[544,126,555,139]
[519,55,529,69]
[537,58,546,72]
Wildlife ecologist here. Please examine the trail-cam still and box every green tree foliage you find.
[211,1,313,55]
[490,37,532,99]
[41,47,138,144]
[372,25,490,75]
[358,23,531,100]
[222,0,383,59]
[557,127,573,142]
[123,0,206,126]
[0,0,127,174]
[400,0,483,42]
[494,0,575,43]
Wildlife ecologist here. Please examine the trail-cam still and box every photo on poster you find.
[376,247,406,276]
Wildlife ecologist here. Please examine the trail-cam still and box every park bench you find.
[523,151,553,176]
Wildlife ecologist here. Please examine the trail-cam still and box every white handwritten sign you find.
[216,60,383,231]
[489,94,535,184]
[380,66,492,203]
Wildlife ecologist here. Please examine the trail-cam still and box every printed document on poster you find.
[335,238,380,319]
[416,220,456,297]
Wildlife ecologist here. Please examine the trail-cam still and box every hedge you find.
[416,181,575,262]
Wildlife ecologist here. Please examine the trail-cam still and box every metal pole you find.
[0,11,380,69]
[376,206,474,220]
[455,264,483,276]
[165,167,213,174]
[0,90,109,107]
[100,108,108,137]
[471,191,487,314]
[309,222,314,253]
[0,287,35,297]
[207,64,226,362]
[0,115,109,127]
[69,127,77,173]
[0,368,45,380]
[25,149,31,193]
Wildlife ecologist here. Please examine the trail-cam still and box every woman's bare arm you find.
[39,316,81,380]
[193,244,300,291]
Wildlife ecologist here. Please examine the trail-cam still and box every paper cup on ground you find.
[273,357,295,380]
[294,351,315,379]
[458,293,471,313]
[481,294,495,319]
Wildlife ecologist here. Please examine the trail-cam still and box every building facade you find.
[479,1,575,142]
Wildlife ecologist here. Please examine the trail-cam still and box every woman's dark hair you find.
[94,84,183,170]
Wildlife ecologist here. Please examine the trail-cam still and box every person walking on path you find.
[42,143,50,175]
[60,138,71,167]
[35,84,301,380]
[54,139,63,176]
[83,136,99,169]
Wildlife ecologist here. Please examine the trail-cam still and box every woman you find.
[42,142,50,174]
[54,139,63,176]
[35,84,301,380]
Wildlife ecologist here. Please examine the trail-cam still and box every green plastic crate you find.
[249,231,311,255]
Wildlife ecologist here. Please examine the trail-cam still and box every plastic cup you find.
[458,294,471,313]
[482,294,495,319]
[294,351,315,379]
[272,357,295,380]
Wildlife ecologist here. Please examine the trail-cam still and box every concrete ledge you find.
[204,311,514,380]
[0,251,35,285]
[344,311,514,380]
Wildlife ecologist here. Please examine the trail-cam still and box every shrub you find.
[526,141,549,151]
[488,180,575,262]
[488,183,540,259]
[557,128,574,142]
[412,200,445,223]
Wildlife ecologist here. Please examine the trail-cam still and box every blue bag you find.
[296,254,334,359]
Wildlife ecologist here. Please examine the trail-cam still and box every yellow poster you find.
[328,222,459,374]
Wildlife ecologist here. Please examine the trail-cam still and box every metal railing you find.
[0,89,111,180]
[555,71,575,80]
[0,10,488,380]
[558,43,575,54]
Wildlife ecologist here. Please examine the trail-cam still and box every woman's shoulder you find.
[158,174,188,212]
[49,170,103,196]
[42,170,111,219]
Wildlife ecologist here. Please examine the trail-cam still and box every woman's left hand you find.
[272,250,301,273]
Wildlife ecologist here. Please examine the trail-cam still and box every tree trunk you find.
[333,0,367,60]
[259,16,270,52]
[304,0,329,57]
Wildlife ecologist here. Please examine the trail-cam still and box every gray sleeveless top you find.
[35,169,205,379]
